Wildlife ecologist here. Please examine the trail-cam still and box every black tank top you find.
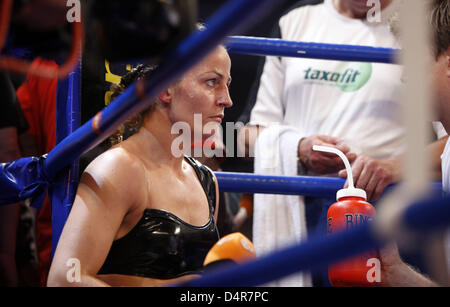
[98,156,219,280]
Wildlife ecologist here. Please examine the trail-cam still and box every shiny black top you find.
[98,156,219,280]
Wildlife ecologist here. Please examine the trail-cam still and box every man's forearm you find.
[382,261,439,287]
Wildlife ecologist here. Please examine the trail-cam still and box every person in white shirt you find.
[237,0,448,286]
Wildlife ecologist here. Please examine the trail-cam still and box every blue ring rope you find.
[225,36,400,64]
[177,194,450,286]
[215,172,443,198]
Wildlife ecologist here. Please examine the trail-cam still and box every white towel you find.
[253,125,312,287]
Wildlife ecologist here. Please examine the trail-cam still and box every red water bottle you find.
[313,145,380,287]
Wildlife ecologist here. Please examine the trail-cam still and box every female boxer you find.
[47,45,233,286]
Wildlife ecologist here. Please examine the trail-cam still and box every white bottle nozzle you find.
[312,145,367,201]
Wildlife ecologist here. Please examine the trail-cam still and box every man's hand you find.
[338,156,401,201]
[298,135,356,174]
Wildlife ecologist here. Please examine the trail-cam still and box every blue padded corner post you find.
[51,58,81,258]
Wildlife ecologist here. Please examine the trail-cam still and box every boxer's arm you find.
[47,150,144,287]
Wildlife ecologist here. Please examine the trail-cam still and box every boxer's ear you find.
[159,88,172,104]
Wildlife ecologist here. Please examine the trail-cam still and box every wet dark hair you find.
[389,0,450,59]
[109,64,157,145]
[109,23,221,145]
[430,0,450,58]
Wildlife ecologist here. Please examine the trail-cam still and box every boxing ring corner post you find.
[51,57,82,257]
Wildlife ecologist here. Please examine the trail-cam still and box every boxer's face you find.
[164,46,232,139]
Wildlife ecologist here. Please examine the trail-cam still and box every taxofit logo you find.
[303,62,372,92]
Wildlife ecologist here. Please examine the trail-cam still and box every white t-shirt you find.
[441,138,450,193]
[433,122,448,140]
[441,137,450,275]
[249,0,405,160]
